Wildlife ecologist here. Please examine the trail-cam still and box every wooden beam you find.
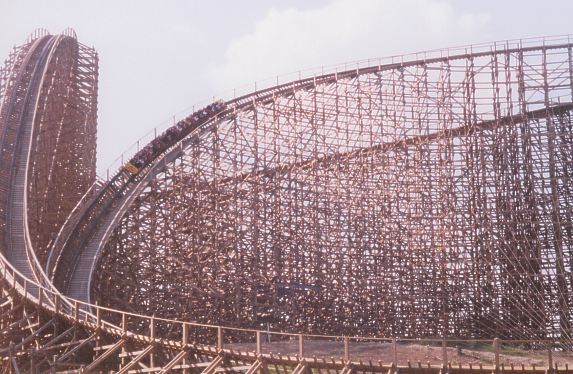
[11,317,55,351]
[116,345,155,374]
[0,312,36,335]
[84,338,126,372]
[157,350,188,374]
[200,356,224,374]
[55,333,96,363]
[34,325,75,353]
[291,361,308,374]
[339,365,354,374]
[245,359,263,374]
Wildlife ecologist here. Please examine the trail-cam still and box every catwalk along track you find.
[0,30,572,372]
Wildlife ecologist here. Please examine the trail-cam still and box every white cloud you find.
[457,12,491,31]
[207,0,491,93]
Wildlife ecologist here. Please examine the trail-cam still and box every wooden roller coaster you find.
[0,30,572,372]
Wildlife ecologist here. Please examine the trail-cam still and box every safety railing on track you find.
[2,248,572,368]
[45,179,106,282]
[98,34,573,180]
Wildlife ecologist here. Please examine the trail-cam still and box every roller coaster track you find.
[0,31,572,372]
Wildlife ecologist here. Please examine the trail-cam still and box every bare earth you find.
[229,341,573,367]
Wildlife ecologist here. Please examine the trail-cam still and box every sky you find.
[1,0,573,175]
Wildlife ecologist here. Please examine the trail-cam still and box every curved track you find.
[4,35,54,286]
[0,31,572,372]
[80,40,573,341]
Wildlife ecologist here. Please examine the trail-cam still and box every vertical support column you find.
[121,313,127,333]
[149,316,155,369]
[442,338,448,369]
[182,323,189,374]
[96,305,101,329]
[95,304,101,358]
[256,331,262,354]
[298,334,304,358]
[37,288,43,327]
[392,338,398,366]
[182,323,188,344]
[74,301,79,321]
[250,97,261,319]
[120,313,127,369]
[541,47,572,336]
[217,326,223,350]
[37,287,43,310]
[343,336,349,361]
[493,338,500,373]
[548,345,553,374]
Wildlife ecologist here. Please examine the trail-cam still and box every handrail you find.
[45,179,104,281]
[0,249,569,353]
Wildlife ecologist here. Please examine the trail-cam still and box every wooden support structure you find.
[493,338,500,373]
[90,36,573,347]
[1,30,573,372]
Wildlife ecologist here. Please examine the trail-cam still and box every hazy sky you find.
[2,0,573,174]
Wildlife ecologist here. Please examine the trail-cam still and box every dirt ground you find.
[229,340,573,367]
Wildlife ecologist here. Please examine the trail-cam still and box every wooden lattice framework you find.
[0,29,98,266]
[93,41,573,342]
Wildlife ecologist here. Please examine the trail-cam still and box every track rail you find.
[2,35,57,287]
